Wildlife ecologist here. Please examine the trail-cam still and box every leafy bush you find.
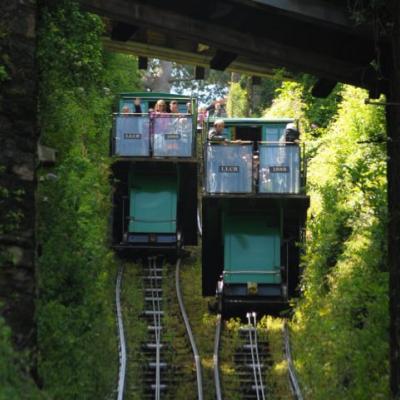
[227,81,248,117]
[290,86,388,399]
[0,318,45,400]
[36,1,142,398]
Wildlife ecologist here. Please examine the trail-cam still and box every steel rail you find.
[116,265,127,400]
[283,321,304,400]
[251,313,266,400]
[197,206,202,237]
[246,313,261,400]
[213,314,223,400]
[175,259,204,400]
[149,256,165,400]
[148,256,162,400]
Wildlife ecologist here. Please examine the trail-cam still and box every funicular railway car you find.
[201,118,310,312]
[111,93,198,254]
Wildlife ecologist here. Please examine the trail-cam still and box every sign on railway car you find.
[165,133,181,140]
[219,165,240,173]
[269,166,290,173]
[124,133,142,139]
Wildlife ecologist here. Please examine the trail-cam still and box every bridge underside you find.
[80,0,388,96]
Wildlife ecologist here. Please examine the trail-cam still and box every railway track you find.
[214,312,268,400]
[115,256,204,400]
[213,313,304,400]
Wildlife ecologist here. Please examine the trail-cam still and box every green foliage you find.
[38,0,104,89]
[37,1,142,398]
[0,318,45,400]
[263,78,341,138]
[0,172,25,265]
[0,65,8,82]
[291,86,388,399]
[227,81,249,117]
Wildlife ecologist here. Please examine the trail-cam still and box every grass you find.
[179,249,217,400]
[259,317,293,399]
[120,262,147,400]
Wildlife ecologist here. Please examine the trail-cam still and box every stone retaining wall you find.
[0,0,38,350]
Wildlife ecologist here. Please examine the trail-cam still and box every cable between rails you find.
[175,258,204,400]
[116,265,127,400]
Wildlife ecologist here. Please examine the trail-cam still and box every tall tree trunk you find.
[387,1,400,397]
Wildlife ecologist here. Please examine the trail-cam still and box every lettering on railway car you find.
[219,165,240,173]
[165,133,181,140]
[124,133,142,139]
[269,166,290,173]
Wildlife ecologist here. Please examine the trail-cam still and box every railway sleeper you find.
[142,342,167,350]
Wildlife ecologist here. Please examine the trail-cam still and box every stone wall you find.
[0,0,38,350]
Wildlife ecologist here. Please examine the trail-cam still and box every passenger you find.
[186,102,192,114]
[154,99,167,113]
[215,99,227,117]
[198,106,207,125]
[169,100,180,114]
[283,122,300,143]
[121,105,131,116]
[133,98,142,114]
[208,119,226,141]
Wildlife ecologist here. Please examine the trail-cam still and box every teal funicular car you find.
[201,118,310,311]
[111,93,198,252]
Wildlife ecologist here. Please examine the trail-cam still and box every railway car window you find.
[235,126,262,147]
[114,115,150,157]
[258,143,300,193]
[206,143,253,193]
[153,115,193,157]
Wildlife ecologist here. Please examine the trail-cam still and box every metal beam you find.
[80,0,379,90]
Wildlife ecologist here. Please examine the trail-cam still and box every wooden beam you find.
[195,66,205,80]
[111,21,138,41]
[236,0,358,30]
[80,0,379,90]
[138,56,148,70]
[311,78,337,98]
[210,49,237,71]
[102,37,284,78]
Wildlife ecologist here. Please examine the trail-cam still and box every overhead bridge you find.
[79,0,385,96]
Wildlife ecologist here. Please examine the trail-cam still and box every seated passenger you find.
[186,102,192,114]
[154,99,167,113]
[121,105,131,115]
[169,100,180,114]
[133,98,142,114]
[283,122,300,143]
[208,119,226,141]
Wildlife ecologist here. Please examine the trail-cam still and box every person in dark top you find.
[208,119,226,141]
[284,122,300,142]
[133,98,142,114]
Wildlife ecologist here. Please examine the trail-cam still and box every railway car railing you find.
[153,115,194,157]
[258,143,300,194]
[205,142,253,193]
[113,113,150,157]
[112,113,195,158]
[204,141,304,195]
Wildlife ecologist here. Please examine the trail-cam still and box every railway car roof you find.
[119,92,195,100]
[207,117,294,125]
